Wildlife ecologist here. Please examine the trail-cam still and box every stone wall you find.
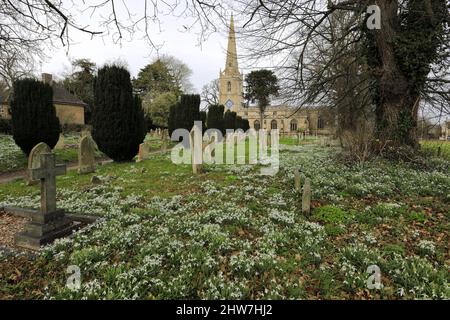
[55,104,85,125]
[236,106,336,136]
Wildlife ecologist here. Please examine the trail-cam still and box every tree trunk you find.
[371,0,420,150]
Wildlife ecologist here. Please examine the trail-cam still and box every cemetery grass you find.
[0,134,167,174]
[0,143,449,299]
[421,140,450,161]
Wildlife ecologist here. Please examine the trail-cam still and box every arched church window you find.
[290,119,298,132]
[227,81,232,92]
[254,120,261,131]
[271,120,278,130]
[318,117,325,129]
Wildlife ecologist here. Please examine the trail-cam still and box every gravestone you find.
[81,129,92,138]
[294,169,301,192]
[161,136,167,152]
[78,135,97,174]
[27,143,51,186]
[15,153,72,250]
[302,178,311,216]
[137,142,151,162]
[55,134,65,149]
[189,125,202,174]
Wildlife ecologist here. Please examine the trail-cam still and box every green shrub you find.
[407,211,428,223]
[369,203,407,218]
[312,205,352,224]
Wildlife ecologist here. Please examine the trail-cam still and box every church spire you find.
[219,13,243,112]
[225,14,239,73]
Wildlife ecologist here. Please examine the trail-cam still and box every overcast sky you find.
[40,4,236,93]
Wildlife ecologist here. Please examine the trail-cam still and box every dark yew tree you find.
[179,94,201,131]
[10,78,60,155]
[242,119,250,132]
[207,104,225,134]
[92,65,146,162]
[224,110,237,131]
[168,101,179,136]
[200,110,207,132]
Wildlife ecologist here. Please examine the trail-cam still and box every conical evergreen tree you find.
[206,104,225,134]
[224,110,237,131]
[92,65,146,162]
[10,78,60,155]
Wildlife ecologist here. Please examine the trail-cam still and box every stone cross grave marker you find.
[302,177,311,216]
[27,142,51,186]
[31,153,66,213]
[15,152,72,250]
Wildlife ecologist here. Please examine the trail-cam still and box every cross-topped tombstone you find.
[26,142,51,186]
[30,153,66,213]
[15,152,72,250]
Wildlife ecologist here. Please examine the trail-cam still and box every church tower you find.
[219,14,243,113]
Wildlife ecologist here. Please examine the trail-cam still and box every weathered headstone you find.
[161,130,168,152]
[302,178,311,215]
[294,169,301,192]
[78,135,97,174]
[161,138,167,152]
[91,176,102,185]
[189,125,203,174]
[81,129,92,138]
[27,143,51,186]
[137,142,151,162]
[15,153,72,250]
[55,134,65,149]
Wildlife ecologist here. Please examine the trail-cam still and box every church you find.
[218,15,336,136]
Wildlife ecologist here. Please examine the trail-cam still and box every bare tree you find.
[201,79,220,106]
[233,0,449,151]
[0,51,35,89]
[160,55,195,93]
[0,1,228,54]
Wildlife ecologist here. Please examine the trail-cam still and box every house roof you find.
[52,84,86,107]
[0,84,86,107]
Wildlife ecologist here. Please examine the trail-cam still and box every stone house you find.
[0,73,86,125]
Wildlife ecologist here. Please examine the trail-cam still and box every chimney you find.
[42,73,53,85]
